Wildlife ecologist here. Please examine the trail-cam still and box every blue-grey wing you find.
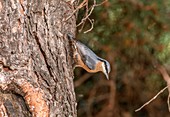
[82,55,96,70]
[76,41,98,70]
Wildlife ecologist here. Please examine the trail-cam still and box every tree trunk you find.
[0,0,77,117]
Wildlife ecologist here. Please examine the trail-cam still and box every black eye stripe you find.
[97,58,108,73]
[104,61,108,73]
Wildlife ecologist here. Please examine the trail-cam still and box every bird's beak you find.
[104,73,109,80]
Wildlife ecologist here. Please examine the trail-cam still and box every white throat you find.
[101,62,106,74]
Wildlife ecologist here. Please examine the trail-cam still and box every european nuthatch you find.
[67,34,111,79]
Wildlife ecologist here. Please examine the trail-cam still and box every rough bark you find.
[0,0,77,117]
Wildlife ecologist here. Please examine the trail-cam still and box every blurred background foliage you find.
[74,0,170,117]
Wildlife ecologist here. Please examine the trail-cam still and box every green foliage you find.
[157,33,170,64]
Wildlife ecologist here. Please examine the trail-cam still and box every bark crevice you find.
[0,0,77,116]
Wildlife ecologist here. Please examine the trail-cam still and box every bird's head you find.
[100,59,111,80]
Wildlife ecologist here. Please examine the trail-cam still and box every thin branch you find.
[65,0,88,21]
[95,0,108,6]
[77,0,107,32]
[157,65,170,111]
[66,0,107,32]
[168,94,170,111]
[157,66,170,82]
[84,18,94,33]
[77,0,96,27]
[136,64,170,112]
[135,85,169,112]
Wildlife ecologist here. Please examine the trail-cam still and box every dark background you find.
[74,0,170,117]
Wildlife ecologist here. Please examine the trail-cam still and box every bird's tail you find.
[67,33,78,68]
[67,33,76,41]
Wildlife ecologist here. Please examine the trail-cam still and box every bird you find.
[67,33,111,79]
